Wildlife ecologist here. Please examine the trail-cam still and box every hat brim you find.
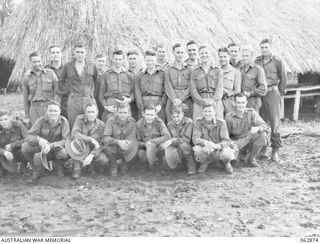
[0,157,19,173]
[165,146,181,169]
[65,137,90,161]
[34,151,52,171]
[122,139,138,162]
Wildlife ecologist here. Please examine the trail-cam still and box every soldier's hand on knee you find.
[23,118,30,126]
[4,151,13,161]
[155,105,162,113]
[162,140,172,150]
[250,126,260,134]
[39,138,49,148]
[42,143,51,155]
[118,140,129,151]
[4,144,12,152]
[172,98,182,106]
[83,154,94,166]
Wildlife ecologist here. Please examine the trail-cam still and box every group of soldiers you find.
[0,39,287,183]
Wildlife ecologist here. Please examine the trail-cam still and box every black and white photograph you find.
[0,0,319,241]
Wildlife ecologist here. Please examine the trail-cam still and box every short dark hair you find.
[144,105,156,112]
[85,102,98,110]
[260,39,271,45]
[0,110,10,117]
[171,104,184,115]
[218,47,229,54]
[74,42,86,49]
[127,50,139,57]
[113,50,124,57]
[49,45,61,51]
[234,93,247,101]
[198,45,208,52]
[155,43,165,51]
[29,51,41,60]
[172,43,183,52]
[144,50,156,57]
[201,99,215,109]
[186,40,197,47]
[227,42,239,49]
[95,53,106,59]
[47,100,60,108]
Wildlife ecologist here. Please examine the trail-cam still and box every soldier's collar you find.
[221,64,233,73]
[143,68,159,75]
[110,66,126,74]
[45,115,63,125]
[84,117,98,125]
[232,110,246,118]
[168,62,188,70]
[202,117,217,126]
[0,124,15,133]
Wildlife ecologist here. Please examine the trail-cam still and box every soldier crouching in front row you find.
[225,93,268,167]
[192,99,235,174]
[0,110,28,176]
[65,103,108,179]
[103,101,138,177]
[162,103,196,175]
[22,101,70,183]
[136,105,171,171]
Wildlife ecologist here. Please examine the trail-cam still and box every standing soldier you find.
[95,53,108,119]
[240,45,267,112]
[57,42,98,128]
[254,39,287,162]
[225,93,268,167]
[190,45,224,120]
[0,110,28,176]
[136,105,171,170]
[127,50,142,120]
[185,40,199,70]
[162,103,196,175]
[22,101,70,183]
[66,103,108,179]
[23,51,58,125]
[228,43,242,69]
[155,43,169,70]
[192,100,235,174]
[164,43,193,120]
[103,102,138,177]
[99,50,134,122]
[135,51,167,122]
[218,47,241,115]
[45,45,67,118]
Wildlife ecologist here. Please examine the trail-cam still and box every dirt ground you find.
[0,94,320,237]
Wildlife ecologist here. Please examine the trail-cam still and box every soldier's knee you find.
[220,147,236,162]
[55,148,69,160]
[21,142,31,154]
[179,142,192,154]
[193,145,207,162]
[95,152,109,166]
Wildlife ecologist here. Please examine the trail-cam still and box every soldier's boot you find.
[72,160,81,179]
[247,157,258,167]
[197,161,209,174]
[247,145,261,167]
[109,161,118,177]
[120,161,129,175]
[87,164,95,177]
[19,162,29,175]
[224,160,234,174]
[28,169,40,183]
[258,145,268,159]
[271,148,280,162]
[185,155,196,175]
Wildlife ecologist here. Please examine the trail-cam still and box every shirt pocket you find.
[151,129,161,139]
[28,79,37,96]
[223,73,234,90]
[195,75,205,90]
[207,73,218,89]
[120,75,132,95]
[42,77,53,92]
[153,77,164,93]
[266,63,278,80]
[41,128,50,138]
[169,71,179,87]
[107,79,118,92]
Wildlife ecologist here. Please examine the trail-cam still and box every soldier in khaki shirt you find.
[155,43,169,70]
[192,100,235,174]
[23,51,58,125]
[136,105,171,170]
[103,102,137,177]
[164,43,193,120]
[99,50,134,122]
[163,103,196,175]
[185,40,200,70]
[225,93,268,167]
[255,39,287,162]
[95,53,108,119]
[240,45,267,112]
[190,45,224,120]
[218,47,241,115]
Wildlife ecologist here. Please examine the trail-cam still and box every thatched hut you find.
[0,0,319,90]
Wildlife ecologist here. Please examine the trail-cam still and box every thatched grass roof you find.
[0,0,319,85]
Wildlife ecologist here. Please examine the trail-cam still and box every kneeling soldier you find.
[0,110,28,176]
[22,101,70,183]
[66,103,108,179]
[225,93,268,167]
[103,102,138,177]
[192,100,235,174]
[162,103,196,175]
[136,105,171,169]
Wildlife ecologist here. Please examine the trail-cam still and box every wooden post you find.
[280,97,285,119]
[293,89,301,121]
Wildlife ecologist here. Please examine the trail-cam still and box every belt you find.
[143,95,161,101]
[31,100,50,106]
[267,86,278,92]
[69,93,94,98]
